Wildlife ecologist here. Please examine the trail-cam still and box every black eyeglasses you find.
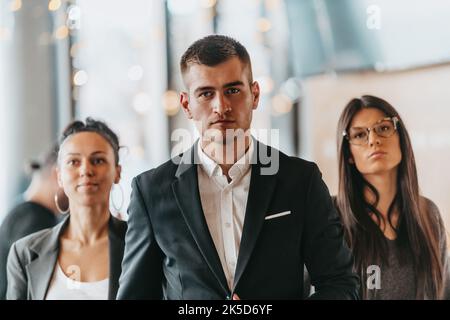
[343,116,399,146]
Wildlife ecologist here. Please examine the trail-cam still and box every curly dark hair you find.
[60,117,120,165]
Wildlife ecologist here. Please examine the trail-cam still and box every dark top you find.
[328,196,450,299]
[0,201,60,299]
[117,139,359,300]
[367,239,416,299]
[364,198,450,300]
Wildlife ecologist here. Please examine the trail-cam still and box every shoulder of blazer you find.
[11,229,52,260]
[273,148,320,180]
[133,146,196,197]
[10,216,68,264]
[135,156,180,186]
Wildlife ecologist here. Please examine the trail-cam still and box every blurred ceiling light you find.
[48,0,61,11]
[255,76,274,95]
[257,18,272,33]
[162,90,180,116]
[73,70,88,86]
[272,94,293,115]
[280,78,303,102]
[66,4,81,30]
[201,0,216,8]
[167,0,198,15]
[133,92,152,115]
[127,65,144,81]
[265,0,281,11]
[54,25,69,39]
[67,4,81,20]
[10,0,22,12]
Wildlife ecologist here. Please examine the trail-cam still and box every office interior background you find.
[1,0,449,238]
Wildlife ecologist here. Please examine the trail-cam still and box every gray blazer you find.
[6,214,127,300]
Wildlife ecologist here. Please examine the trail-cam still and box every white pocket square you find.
[264,210,291,220]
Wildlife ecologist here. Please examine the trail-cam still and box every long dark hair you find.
[336,95,444,299]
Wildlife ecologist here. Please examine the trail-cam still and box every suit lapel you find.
[233,142,278,289]
[108,216,126,300]
[172,144,229,295]
[27,215,69,299]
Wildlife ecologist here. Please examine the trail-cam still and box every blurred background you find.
[1,0,449,233]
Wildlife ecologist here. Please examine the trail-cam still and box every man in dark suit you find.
[117,35,359,300]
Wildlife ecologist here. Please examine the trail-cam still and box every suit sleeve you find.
[6,242,27,300]
[0,211,53,299]
[117,176,163,299]
[303,164,360,300]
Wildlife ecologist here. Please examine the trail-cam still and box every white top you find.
[197,140,253,290]
[45,263,109,300]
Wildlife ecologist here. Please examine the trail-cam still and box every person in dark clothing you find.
[335,95,449,299]
[0,145,67,299]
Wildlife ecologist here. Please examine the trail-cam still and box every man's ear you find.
[180,92,193,119]
[251,81,260,110]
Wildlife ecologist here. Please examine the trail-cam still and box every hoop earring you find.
[110,183,124,213]
[54,193,69,214]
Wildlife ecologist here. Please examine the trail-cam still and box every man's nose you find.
[212,93,230,116]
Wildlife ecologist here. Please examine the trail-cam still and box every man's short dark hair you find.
[180,35,253,82]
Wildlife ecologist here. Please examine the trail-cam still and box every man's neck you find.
[200,136,251,180]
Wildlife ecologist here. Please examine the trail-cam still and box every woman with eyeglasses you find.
[335,95,449,299]
[6,118,127,300]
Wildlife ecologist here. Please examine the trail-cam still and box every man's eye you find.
[226,88,240,94]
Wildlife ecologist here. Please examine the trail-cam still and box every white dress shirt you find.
[197,140,253,290]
